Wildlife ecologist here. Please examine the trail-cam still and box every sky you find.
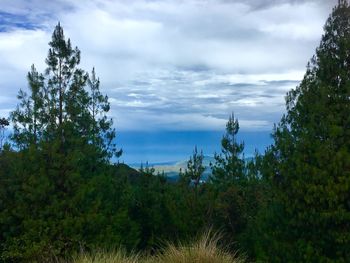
[0,0,337,163]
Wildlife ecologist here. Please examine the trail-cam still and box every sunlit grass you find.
[73,231,245,263]
[146,230,244,263]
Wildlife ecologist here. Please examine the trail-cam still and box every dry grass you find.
[73,249,139,263]
[73,231,245,263]
[146,230,244,263]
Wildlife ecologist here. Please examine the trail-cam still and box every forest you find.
[0,1,349,262]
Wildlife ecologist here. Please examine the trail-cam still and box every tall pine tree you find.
[210,113,245,186]
[2,23,122,261]
[260,1,350,261]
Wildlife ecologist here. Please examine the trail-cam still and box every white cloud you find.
[0,29,48,70]
[0,0,338,131]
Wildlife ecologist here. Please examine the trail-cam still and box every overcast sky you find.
[0,0,337,131]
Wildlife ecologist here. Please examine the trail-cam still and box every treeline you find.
[1,1,350,262]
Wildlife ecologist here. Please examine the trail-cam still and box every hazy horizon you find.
[117,130,272,165]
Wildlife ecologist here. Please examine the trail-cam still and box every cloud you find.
[0,0,338,131]
[236,0,335,11]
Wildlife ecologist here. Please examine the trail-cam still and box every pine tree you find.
[11,65,44,147]
[87,68,122,160]
[2,23,123,261]
[181,146,205,188]
[261,1,350,261]
[45,22,83,142]
[11,22,120,159]
[210,113,245,186]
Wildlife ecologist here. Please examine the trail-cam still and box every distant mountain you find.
[127,155,255,182]
[152,156,215,181]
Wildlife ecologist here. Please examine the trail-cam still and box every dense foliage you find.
[0,23,125,261]
[252,1,350,262]
[0,1,349,262]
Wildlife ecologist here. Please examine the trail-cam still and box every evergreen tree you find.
[210,113,245,186]
[45,22,83,143]
[87,68,121,159]
[10,23,121,159]
[11,65,44,148]
[260,1,350,261]
[1,23,123,261]
[181,146,205,188]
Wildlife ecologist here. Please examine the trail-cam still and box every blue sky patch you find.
[0,11,41,32]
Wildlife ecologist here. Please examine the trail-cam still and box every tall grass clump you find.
[74,249,139,263]
[73,231,245,263]
[146,230,245,263]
